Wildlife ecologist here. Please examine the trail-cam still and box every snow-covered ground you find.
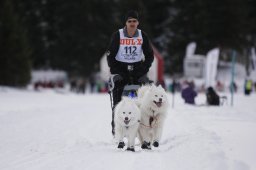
[0,87,256,170]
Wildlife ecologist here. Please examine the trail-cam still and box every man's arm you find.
[134,31,154,79]
[106,31,122,75]
[142,31,154,69]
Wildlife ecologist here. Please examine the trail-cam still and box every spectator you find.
[206,87,220,106]
[181,82,197,105]
[244,79,253,95]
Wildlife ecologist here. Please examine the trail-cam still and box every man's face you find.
[126,18,139,29]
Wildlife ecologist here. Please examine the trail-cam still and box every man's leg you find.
[111,81,125,136]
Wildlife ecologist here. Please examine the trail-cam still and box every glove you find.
[138,75,152,84]
[133,64,149,78]
[113,74,123,82]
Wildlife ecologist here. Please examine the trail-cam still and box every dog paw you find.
[126,147,135,152]
[141,141,151,150]
[153,141,159,147]
[117,141,125,149]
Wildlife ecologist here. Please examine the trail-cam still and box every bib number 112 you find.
[124,46,137,54]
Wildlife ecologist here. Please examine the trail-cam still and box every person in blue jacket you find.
[181,81,197,105]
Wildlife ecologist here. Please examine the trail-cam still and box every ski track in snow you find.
[0,88,256,170]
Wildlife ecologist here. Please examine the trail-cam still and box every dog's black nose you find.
[159,98,162,102]
[125,117,129,120]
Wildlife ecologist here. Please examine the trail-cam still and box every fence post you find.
[231,50,236,106]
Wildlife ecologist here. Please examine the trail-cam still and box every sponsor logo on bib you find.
[120,39,142,45]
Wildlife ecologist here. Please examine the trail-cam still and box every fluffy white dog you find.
[114,97,141,152]
[137,84,169,149]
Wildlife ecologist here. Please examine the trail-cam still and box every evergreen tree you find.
[142,0,173,50]
[247,0,256,47]
[0,0,31,87]
[11,0,255,76]
[49,0,118,76]
[15,0,47,69]
[167,0,249,73]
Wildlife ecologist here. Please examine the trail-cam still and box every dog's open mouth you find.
[153,101,162,107]
[124,119,130,125]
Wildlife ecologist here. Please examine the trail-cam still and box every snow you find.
[0,87,256,170]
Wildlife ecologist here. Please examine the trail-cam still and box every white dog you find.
[114,97,141,152]
[137,84,169,149]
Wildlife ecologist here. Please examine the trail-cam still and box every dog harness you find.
[140,108,158,128]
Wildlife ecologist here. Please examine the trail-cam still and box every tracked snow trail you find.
[0,88,256,170]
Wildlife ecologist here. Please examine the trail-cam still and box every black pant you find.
[110,79,127,136]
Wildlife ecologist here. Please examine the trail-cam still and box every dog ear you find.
[157,84,166,92]
[119,97,128,107]
[157,84,163,88]
[151,84,156,88]
[133,98,141,107]
[150,84,156,91]
[123,97,128,105]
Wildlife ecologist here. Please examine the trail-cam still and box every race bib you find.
[115,29,143,63]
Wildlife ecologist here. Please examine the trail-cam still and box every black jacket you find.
[206,87,220,105]
[106,29,154,81]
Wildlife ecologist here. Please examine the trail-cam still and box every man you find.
[106,10,154,136]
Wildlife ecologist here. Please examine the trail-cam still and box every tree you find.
[12,0,255,76]
[0,0,31,86]
[166,0,249,74]
[49,0,119,76]
[247,0,256,47]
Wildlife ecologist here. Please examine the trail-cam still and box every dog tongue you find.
[155,101,162,107]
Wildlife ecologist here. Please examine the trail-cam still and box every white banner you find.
[205,48,220,88]
[185,42,197,58]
